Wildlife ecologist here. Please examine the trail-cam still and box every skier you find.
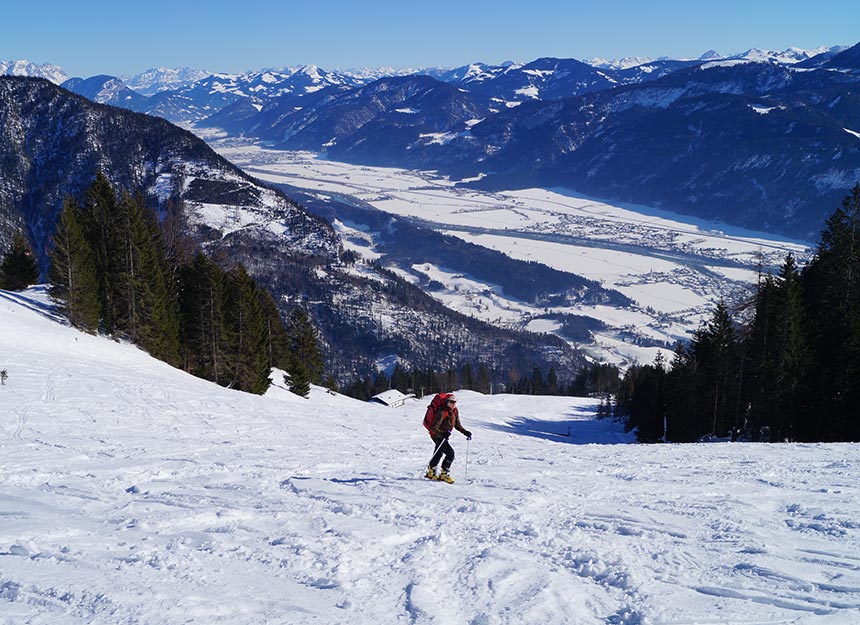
[424,393,472,483]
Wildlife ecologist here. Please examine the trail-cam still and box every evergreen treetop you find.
[0,230,40,291]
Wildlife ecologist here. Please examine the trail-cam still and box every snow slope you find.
[2,287,859,625]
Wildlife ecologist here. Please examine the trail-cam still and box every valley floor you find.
[2,288,859,624]
[206,141,810,367]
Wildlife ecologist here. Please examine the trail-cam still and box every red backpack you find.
[423,393,453,432]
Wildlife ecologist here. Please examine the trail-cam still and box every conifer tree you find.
[547,366,559,395]
[802,184,860,440]
[769,255,809,440]
[93,190,179,363]
[444,368,457,392]
[83,173,123,334]
[286,307,324,387]
[663,342,700,442]
[146,208,182,367]
[477,363,492,394]
[461,363,475,390]
[258,288,291,372]
[160,196,197,273]
[616,356,666,441]
[743,273,780,438]
[179,252,228,384]
[617,185,860,443]
[530,366,546,395]
[691,301,739,437]
[0,230,40,291]
[286,359,312,398]
[224,265,270,394]
[49,198,100,331]
[390,363,411,392]
[117,193,149,340]
[136,194,181,365]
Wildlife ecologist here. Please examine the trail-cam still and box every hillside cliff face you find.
[0,76,332,265]
[0,76,586,381]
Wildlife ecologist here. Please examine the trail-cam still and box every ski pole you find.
[426,436,447,470]
[465,437,470,482]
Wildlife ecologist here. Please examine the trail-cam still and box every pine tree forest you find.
[341,358,622,403]
[47,173,322,395]
[616,185,860,443]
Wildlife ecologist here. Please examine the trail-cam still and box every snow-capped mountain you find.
[59,45,854,130]
[117,65,391,124]
[61,75,150,111]
[588,46,844,70]
[427,61,523,86]
[733,45,848,65]
[203,74,496,160]
[150,66,386,123]
[611,58,705,85]
[0,59,68,84]
[209,65,367,99]
[0,75,332,266]
[826,43,860,70]
[6,41,860,364]
[587,55,656,70]
[122,66,212,95]
[445,57,618,101]
[339,65,409,80]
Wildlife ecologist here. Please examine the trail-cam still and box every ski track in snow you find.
[2,288,860,624]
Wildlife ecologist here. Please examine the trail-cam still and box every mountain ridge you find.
[201,47,860,239]
[25,40,858,239]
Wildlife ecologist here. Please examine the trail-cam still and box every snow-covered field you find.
[3,287,859,625]
[207,142,811,366]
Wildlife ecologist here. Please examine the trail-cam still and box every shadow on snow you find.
[487,407,633,445]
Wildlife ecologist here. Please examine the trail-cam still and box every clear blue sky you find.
[4,0,859,77]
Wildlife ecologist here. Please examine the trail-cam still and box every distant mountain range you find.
[200,44,860,239]
[7,43,854,240]
[6,44,844,91]
[1,59,68,84]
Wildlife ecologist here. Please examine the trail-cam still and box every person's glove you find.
[464,430,472,440]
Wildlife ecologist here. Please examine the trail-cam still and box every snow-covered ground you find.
[2,287,859,624]
[205,142,811,367]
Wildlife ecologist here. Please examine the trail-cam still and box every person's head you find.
[446,394,457,408]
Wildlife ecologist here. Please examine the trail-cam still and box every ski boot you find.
[425,466,439,480]
[438,468,454,484]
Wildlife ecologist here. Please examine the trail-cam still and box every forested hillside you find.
[617,186,860,442]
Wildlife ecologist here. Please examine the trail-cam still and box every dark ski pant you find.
[429,435,454,471]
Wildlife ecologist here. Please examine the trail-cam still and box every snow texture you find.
[2,286,860,624]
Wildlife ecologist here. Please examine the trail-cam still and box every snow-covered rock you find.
[0,59,68,84]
